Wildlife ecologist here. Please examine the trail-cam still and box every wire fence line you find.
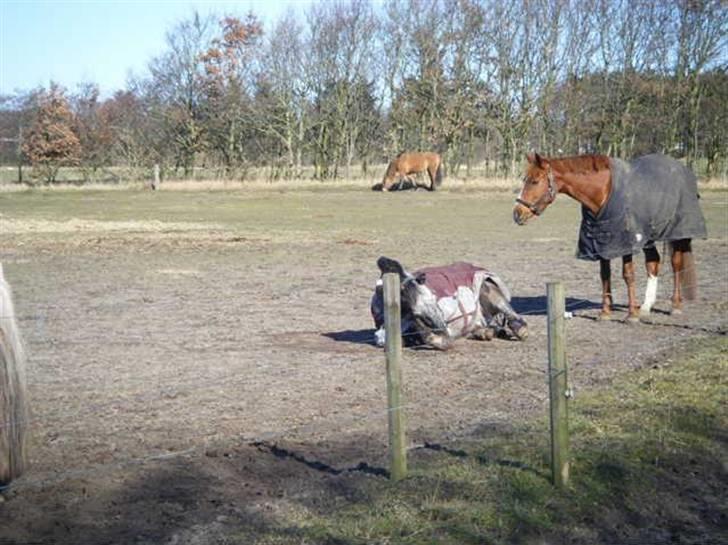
[1,271,724,438]
[2,252,725,493]
[4,289,716,493]
[9,328,684,492]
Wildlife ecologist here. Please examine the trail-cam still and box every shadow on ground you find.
[511,295,601,316]
[1,408,725,545]
[321,328,375,346]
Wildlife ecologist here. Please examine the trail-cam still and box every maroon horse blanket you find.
[415,262,490,298]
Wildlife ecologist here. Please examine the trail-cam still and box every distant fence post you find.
[547,282,570,488]
[151,164,160,190]
[383,272,407,481]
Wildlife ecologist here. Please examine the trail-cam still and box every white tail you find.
[0,263,29,486]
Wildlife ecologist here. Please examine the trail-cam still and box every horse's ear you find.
[377,256,407,279]
[531,152,549,168]
[526,152,536,164]
[415,272,427,285]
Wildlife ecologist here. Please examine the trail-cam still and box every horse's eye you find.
[530,178,539,185]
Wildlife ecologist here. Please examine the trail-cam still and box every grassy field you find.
[0,186,726,544]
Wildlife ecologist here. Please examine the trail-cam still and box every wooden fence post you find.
[383,272,407,481]
[152,164,160,190]
[547,282,570,488]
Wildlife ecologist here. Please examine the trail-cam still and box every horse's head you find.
[376,257,427,313]
[381,172,396,191]
[376,256,450,346]
[513,152,558,225]
[381,156,403,191]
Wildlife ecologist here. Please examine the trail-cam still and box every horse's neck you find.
[554,169,611,214]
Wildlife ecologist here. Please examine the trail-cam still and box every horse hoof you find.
[426,334,452,350]
[670,307,683,316]
[639,306,651,317]
[597,312,612,321]
[511,324,528,341]
[625,315,640,324]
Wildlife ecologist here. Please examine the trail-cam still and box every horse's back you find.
[397,151,440,167]
[623,153,706,242]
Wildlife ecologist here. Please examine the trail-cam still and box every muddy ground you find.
[0,188,726,544]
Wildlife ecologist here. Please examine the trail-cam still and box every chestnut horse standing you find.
[513,153,707,321]
[381,152,443,191]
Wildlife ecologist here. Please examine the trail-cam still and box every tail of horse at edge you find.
[0,263,29,488]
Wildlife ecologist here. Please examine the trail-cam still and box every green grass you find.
[239,337,727,544]
[2,187,724,245]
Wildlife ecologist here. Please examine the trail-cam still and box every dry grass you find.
[0,176,520,193]
[698,177,728,190]
[0,217,224,234]
[0,174,725,193]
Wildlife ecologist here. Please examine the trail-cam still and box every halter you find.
[515,166,557,216]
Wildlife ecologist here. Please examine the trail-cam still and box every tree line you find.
[1,0,726,184]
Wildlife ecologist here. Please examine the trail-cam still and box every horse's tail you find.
[434,159,444,189]
[0,264,29,486]
[681,250,698,301]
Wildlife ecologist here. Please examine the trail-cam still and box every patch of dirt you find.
[0,192,725,543]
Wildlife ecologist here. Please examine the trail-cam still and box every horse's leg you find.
[413,315,453,350]
[640,244,660,316]
[469,324,495,341]
[426,165,436,190]
[669,239,693,314]
[479,283,528,340]
[598,258,613,320]
[622,254,639,322]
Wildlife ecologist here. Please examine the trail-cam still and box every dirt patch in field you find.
[0,190,725,543]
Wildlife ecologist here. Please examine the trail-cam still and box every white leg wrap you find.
[640,275,658,314]
[374,327,386,347]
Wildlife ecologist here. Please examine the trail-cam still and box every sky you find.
[0,0,315,97]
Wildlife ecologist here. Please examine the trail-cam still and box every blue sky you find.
[0,0,314,97]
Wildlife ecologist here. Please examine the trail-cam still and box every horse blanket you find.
[370,259,525,348]
[577,154,707,261]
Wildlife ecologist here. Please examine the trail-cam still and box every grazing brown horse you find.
[381,152,443,191]
[513,153,707,321]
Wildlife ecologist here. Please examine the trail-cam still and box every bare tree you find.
[145,12,215,177]
[304,0,380,179]
[199,14,263,177]
[72,83,114,181]
[255,11,308,178]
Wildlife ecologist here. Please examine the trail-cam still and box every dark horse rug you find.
[577,154,707,261]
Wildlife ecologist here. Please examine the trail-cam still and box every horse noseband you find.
[515,167,556,216]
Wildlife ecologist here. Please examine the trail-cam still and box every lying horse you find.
[371,257,528,349]
[513,153,707,321]
[0,264,29,487]
[380,152,443,191]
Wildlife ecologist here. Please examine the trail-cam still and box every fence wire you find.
[1,257,726,493]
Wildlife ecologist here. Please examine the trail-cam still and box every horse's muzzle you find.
[512,205,531,225]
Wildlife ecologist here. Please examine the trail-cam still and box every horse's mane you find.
[549,154,610,174]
